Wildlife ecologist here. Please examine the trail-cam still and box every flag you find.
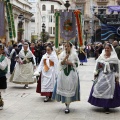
[60,10,76,41]
[6,0,16,39]
[0,1,5,37]
[101,23,120,41]
[55,11,60,48]
[74,10,83,46]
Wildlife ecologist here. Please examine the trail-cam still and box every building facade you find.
[75,0,119,42]
[36,0,63,42]
[28,0,38,41]
[5,0,33,42]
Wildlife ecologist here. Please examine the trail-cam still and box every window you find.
[53,27,55,34]
[31,8,36,13]
[51,5,54,13]
[42,16,46,22]
[98,6,106,14]
[76,5,84,15]
[53,16,55,22]
[49,27,52,34]
[49,15,52,22]
[31,17,35,22]
[42,5,46,11]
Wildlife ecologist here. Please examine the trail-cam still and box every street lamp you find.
[64,0,70,11]
[18,14,24,42]
[42,23,46,43]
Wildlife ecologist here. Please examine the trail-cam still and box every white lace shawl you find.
[19,47,36,66]
[93,45,120,99]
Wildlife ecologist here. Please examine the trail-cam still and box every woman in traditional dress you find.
[34,45,58,102]
[0,44,8,109]
[78,47,87,65]
[10,42,36,88]
[88,43,120,114]
[52,42,80,114]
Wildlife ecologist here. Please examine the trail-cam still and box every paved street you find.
[1,58,120,120]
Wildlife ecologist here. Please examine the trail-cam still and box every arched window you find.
[42,5,46,11]
[42,16,46,22]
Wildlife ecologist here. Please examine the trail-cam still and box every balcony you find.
[75,0,86,4]
[97,0,109,5]
[48,10,54,14]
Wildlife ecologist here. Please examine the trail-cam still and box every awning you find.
[108,6,120,12]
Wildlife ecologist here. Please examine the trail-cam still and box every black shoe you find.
[65,109,70,114]
[80,64,81,65]
[104,108,110,114]
[82,63,83,65]
[24,85,29,89]
[0,98,4,109]
[44,97,50,102]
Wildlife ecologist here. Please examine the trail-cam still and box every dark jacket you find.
[115,45,120,60]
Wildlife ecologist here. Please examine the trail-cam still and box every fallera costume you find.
[52,46,80,112]
[34,51,58,101]
[10,46,36,86]
[88,45,120,110]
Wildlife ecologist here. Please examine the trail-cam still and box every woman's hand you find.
[94,75,98,80]
[64,54,69,60]
[65,61,73,66]
[115,77,119,85]
[61,54,69,65]
[34,66,36,70]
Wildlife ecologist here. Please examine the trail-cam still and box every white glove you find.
[34,71,40,76]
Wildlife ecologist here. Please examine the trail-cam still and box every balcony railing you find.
[97,0,109,4]
[75,0,86,4]
[48,10,54,14]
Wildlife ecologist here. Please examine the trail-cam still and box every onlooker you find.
[112,40,120,60]
[10,44,18,74]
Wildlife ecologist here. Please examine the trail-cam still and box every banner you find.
[9,3,16,38]
[6,0,16,39]
[101,24,120,40]
[60,10,76,41]
[55,11,60,48]
[108,6,120,12]
[74,10,83,46]
[0,1,5,37]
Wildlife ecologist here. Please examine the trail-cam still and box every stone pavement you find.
[0,58,120,120]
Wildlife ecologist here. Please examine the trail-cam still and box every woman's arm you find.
[0,57,8,70]
[114,64,119,83]
[34,57,44,76]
